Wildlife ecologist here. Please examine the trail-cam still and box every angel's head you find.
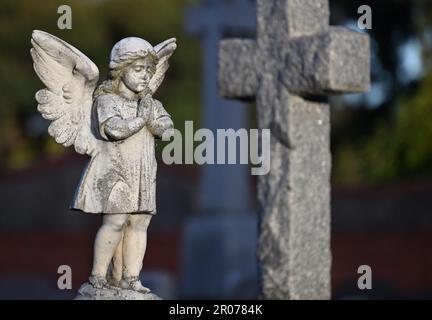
[95,37,158,98]
[94,36,176,99]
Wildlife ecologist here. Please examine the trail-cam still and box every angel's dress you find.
[71,93,173,214]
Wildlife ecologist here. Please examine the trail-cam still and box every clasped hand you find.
[137,95,153,123]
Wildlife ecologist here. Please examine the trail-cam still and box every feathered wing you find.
[30,30,100,156]
[148,38,177,95]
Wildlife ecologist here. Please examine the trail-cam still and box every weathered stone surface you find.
[284,0,330,37]
[219,0,370,299]
[219,39,258,99]
[281,28,370,95]
[256,89,331,300]
[75,283,161,300]
[327,27,370,93]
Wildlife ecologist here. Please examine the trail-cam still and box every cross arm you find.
[219,39,258,99]
[281,27,370,95]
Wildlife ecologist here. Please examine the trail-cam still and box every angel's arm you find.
[147,99,174,138]
[96,95,145,141]
[103,116,145,141]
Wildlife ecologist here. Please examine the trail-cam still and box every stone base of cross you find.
[219,0,370,299]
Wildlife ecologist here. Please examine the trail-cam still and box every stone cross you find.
[185,0,256,213]
[219,0,370,299]
[182,0,259,299]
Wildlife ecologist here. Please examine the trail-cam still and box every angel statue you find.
[30,30,176,297]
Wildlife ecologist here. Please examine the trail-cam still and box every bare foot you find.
[88,275,108,289]
[120,277,151,293]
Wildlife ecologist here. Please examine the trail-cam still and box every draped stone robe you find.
[71,93,173,214]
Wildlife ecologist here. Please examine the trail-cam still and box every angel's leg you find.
[121,213,152,292]
[90,214,128,287]
[110,226,125,286]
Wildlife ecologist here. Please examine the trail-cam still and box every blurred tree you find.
[333,73,432,185]
[330,0,432,186]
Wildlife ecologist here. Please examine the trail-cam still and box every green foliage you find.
[333,74,432,186]
[0,0,200,173]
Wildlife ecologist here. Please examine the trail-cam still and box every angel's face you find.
[121,58,155,94]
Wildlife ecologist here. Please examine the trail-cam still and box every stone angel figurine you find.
[30,30,176,295]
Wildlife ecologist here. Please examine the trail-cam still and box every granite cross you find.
[185,0,256,212]
[182,0,258,299]
[219,0,370,299]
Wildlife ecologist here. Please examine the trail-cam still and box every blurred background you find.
[0,0,432,299]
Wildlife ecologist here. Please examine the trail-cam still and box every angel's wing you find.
[30,30,100,156]
[148,38,177,95]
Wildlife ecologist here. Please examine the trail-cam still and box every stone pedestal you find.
[75,283,161,300]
